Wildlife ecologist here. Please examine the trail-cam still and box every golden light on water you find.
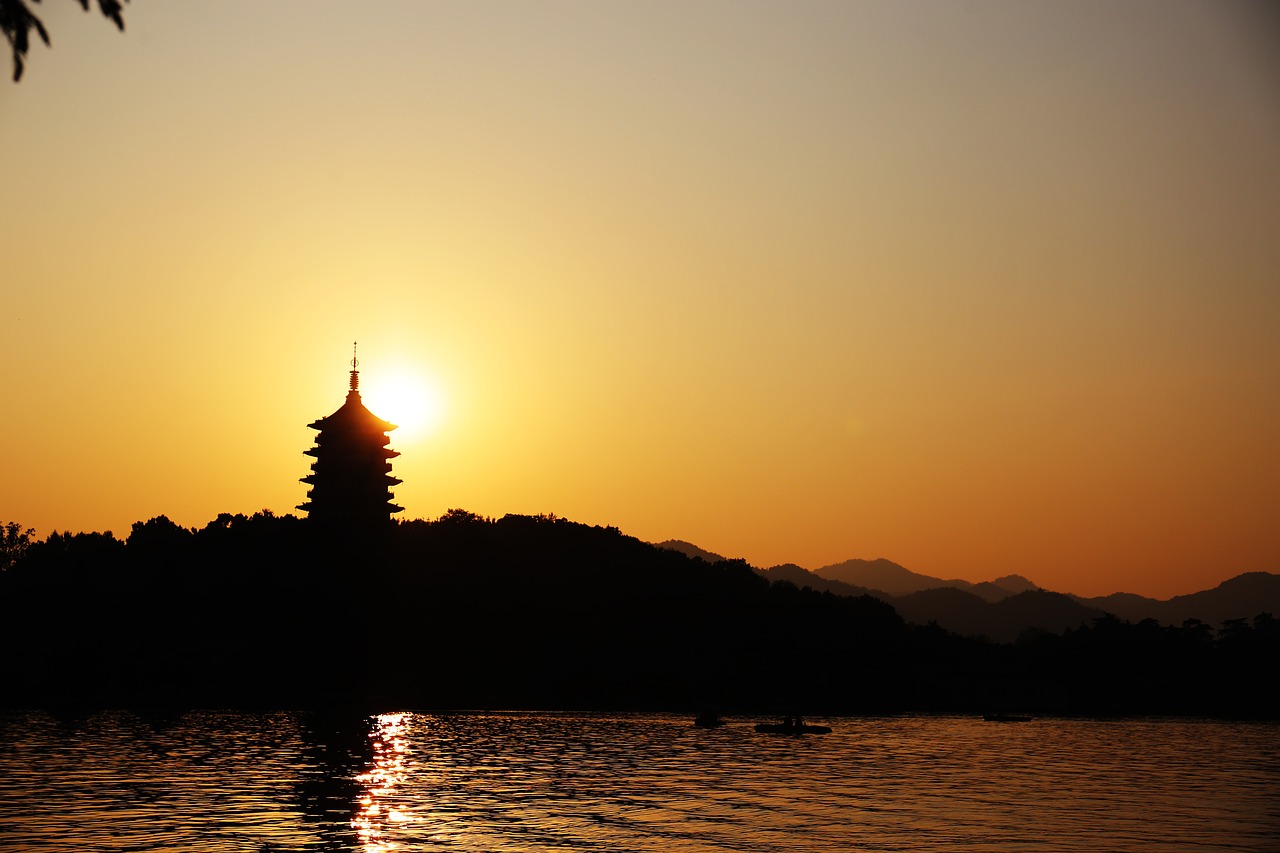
[353,713,414,852]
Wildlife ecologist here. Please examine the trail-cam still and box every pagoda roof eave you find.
[308,392,398,433]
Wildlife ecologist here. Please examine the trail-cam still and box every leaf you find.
[97,0,126,31]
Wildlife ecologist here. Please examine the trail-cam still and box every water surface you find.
[0,712,1275,851]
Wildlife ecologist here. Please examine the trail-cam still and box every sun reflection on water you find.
[0,713,1275,852]
[352,713,414,852]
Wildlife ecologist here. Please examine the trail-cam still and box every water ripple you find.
[0,712,1276,852]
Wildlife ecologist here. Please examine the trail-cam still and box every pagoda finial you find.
[349,341,360,392]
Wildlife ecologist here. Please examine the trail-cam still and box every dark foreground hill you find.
[1,513,908,713]
[2,511,1277,717]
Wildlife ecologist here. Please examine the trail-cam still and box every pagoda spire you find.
[349,341,360,393]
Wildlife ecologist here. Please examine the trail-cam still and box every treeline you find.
[0,511,1275,717]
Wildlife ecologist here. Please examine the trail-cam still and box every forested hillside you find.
[1,512,1275,717]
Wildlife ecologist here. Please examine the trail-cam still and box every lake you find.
[0,711,1276,852]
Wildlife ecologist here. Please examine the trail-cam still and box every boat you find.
[754,717,831,735]
[754,723,831,735]
[983,714,1033,722]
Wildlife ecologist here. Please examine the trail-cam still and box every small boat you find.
[983,714,1033,723]
[754,717,831,735]
[754,723,831,735]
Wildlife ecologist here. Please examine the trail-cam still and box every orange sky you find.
[2,1,1278,599]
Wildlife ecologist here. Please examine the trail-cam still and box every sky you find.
[2,1,1278,599]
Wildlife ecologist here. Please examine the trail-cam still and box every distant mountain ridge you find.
[1071,572,1280,628]
[654,541,1279,643]
[814,558,1039,602]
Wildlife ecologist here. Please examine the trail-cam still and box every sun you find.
[359,367,444,442]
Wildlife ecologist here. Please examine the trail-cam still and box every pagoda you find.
[298,345,403,527]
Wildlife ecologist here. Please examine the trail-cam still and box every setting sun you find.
[0,3,1276,848]
[1,1,1276,600]
[360,366,445,443]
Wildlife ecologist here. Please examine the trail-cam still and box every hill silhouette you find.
[697,547,1279,640]
[655,539,727,564]
[1,512,1277,717]
[1072,572,1280,627]
[889,588,1106,643]
[757,563,881,599]
[814,558,1040,602]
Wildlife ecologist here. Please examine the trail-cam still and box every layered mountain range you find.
[657,542,1280,643]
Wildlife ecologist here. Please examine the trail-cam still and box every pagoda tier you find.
[298,361,403,528]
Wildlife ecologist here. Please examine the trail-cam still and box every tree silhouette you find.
[2,0,126,81]
[0,508,1275,716]
[0,521,34,571]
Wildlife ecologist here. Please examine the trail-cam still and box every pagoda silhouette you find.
[298,344,403,527]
